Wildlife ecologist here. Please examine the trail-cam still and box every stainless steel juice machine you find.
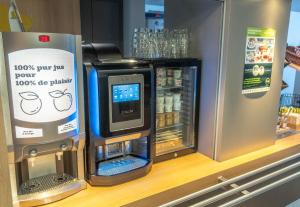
[83,43,154,186]
[0,32,86,206]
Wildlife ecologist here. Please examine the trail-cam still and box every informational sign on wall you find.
[8,48,78,138]
[242,27,276,94]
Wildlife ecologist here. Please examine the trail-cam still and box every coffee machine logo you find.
[8,48,77,124]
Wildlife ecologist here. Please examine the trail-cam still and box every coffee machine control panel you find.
[108,74,144,132]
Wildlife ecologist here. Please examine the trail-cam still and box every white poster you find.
[8,48,77,123]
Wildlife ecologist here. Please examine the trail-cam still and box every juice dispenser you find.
[0,32,86,206]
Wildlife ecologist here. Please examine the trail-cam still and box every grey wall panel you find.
[216,0,292,161]
[80,0,93,42]
[0,106,12,207]
[123,0,145,57]
[81,0,123,49]
[0,109,13,207]
[0,34,13,207]
[92,0,123,50]
[165,0,223,158]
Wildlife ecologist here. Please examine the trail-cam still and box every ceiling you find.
[145,0,164,6]
[292,0,300,12]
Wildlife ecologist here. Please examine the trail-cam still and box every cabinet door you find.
[155,66,198,156]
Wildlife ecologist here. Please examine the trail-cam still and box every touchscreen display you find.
[112,84,140,103]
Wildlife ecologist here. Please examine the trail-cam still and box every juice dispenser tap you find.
[28,149,38,167]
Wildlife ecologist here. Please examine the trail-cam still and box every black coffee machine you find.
[82,43,154,186]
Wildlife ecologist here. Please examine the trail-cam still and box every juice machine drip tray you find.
[97,155,148,176]
[19,173,75,195]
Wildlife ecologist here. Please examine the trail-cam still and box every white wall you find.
[282,11,300,95]
[292,0,300,12]
[282,67,296,94]
[145,4,164,12]
[287,12,300,46]
[123,0,146,57]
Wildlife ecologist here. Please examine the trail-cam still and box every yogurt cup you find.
[173,69,182,79]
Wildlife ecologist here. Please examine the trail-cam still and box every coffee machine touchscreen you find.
[112,84,140,102]
[108,74,144,132]
[112,83,141,122]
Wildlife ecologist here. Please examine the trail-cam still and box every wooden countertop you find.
[44,134,300,207]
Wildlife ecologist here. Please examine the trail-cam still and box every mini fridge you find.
[151,58,201,162]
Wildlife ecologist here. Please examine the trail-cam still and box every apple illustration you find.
[19,92,42,115]
[49,89,72,112]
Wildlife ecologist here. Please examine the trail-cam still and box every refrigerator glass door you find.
[155,66,197,156]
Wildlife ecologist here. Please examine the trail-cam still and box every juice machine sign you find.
[242,27,276,94]
[8,48,78,138]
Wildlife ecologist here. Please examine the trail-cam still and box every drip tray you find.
[97,155,148,176]
[19,173,75,195]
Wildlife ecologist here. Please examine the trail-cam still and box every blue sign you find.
[112,84,140,103]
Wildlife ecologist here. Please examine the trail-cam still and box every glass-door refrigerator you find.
[151,58,201,162]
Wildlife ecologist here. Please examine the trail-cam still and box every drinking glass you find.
[131,28,189,59]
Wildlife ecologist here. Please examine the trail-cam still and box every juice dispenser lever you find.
[60,144,68,151]
[28,149,38,167]
[56,143,68,161]
[29,149,38,157]
[56,152,63,161]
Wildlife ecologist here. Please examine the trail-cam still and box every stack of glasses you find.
[132,28,189,59]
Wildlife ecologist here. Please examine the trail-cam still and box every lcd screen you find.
[112,84,140,103]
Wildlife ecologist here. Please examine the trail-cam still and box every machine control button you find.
[29,149,38,157]
[60,144,68,151]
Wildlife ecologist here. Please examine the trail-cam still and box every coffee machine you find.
[83,43,154,186]
[0,32,86,206]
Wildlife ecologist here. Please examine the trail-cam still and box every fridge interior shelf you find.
[156,129,183,142]
[156,135,182,143]
[156,123,184,132]
[155,137,187,156]
[157,86,183,91]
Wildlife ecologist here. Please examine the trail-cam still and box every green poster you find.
[242,27,276,94]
